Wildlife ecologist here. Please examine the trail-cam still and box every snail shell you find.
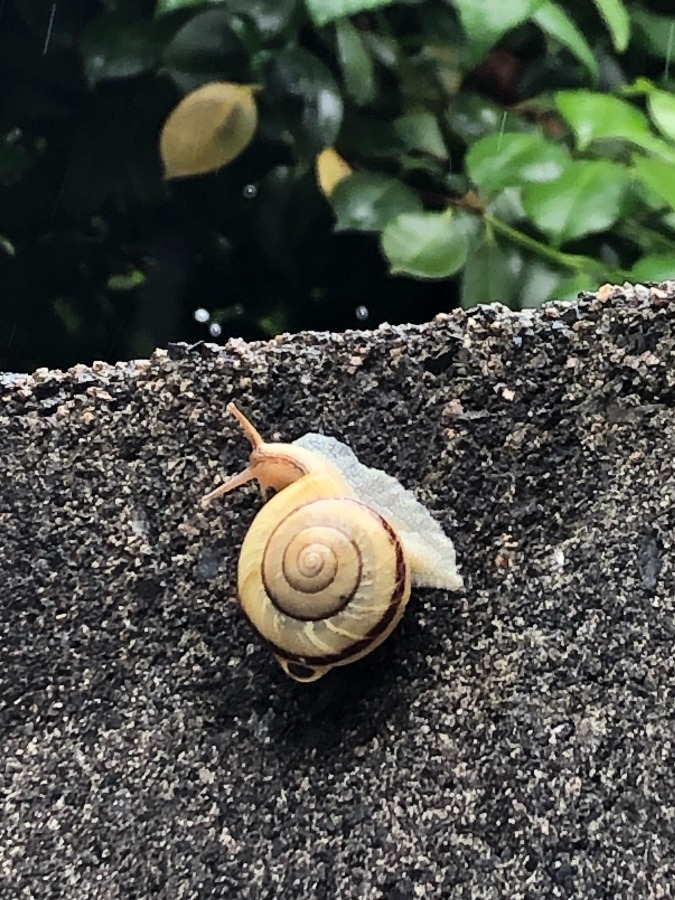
[202,403,462,682]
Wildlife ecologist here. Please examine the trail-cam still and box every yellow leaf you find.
[315,148,352,198]
[160,82,258,180]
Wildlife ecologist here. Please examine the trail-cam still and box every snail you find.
[202,403,463,682]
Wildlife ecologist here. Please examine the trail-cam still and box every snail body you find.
[202,404,462,682]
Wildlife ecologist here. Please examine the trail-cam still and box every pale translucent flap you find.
[293,434,463,591]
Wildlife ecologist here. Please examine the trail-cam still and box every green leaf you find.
[548,273,599,301]
[630,254,675,282]
[638,137,675,166]
[332,173,422,232]
[263,47,343,159]
[466,132,569,197]
[519,260,573,307]
[487,187,527,224]
[446,94,516,146]
[381,210,469,279]
[335,19,376,106]
[155,0,212,13]
[157,0,297,40]
[304,0,395,28]
[0,140,32,178]
[258,304,289,337]
[162,10,248,78]
[632,156,675,211]
[80,16,162,87]
[393,113,447,159]
[450,0,544,60]
[591,0,630,53]
[340,112,447,162]
[0,234,15,257]
[522,160,631,244]
[631,9,675,59]
[556,90,652,150]
[533,2,598,80]
[620,76,657,98]
[647,90,675,144]
[107,270,146,291]
[460,237,520,307]
[229,0,300,41]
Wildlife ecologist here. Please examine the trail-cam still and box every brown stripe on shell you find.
[261,500,363,622]
[256,502,409,666]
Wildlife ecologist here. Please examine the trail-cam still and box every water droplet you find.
[242,183,257,199]
[209,322,222,337]
[193,307,210,324]
[355,305,369,322]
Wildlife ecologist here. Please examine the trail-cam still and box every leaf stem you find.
[484,213,608,274]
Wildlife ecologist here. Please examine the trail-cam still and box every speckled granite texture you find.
[2,283,675,899]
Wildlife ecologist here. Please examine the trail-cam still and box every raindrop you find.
[209,323,222,337]
[43,3,56,55]
[355,305,369,322]
[242,183,257,199]
[193,307,210,324]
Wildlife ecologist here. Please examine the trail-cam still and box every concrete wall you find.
[2,282,674,898]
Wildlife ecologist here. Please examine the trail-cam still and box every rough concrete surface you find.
[1,283,675,899]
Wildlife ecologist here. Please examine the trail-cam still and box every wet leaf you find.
[263,47,343,160]
[467,132,569,197]
[516,259,574,307]
[108,270,146,291]
[632,156,675,211]
[381,210,468,279]
[461,236,520,307]
[160,82,258,179]
[629,254,675,282]
[304,0,395,28]
[556,90,652,149]
[592,0,630,53]
[632,9,675,59]
[230,0,299,41]
[393,113,447,159]
[446,94,513,146]
[522,160,631,244]
[547,273,598,301]
[335,19,376,107]
[450,0,543,59]
[162,10,249,79]
[331,173,421,232]
[80,16,162,87]
[533,2,598,80]
[0,234,15,257]
[155,0,209,13]
[647,90,675,143]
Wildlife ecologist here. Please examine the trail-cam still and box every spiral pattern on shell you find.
[238,497,411,676]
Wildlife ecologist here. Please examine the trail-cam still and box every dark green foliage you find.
[1,0,673,370]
